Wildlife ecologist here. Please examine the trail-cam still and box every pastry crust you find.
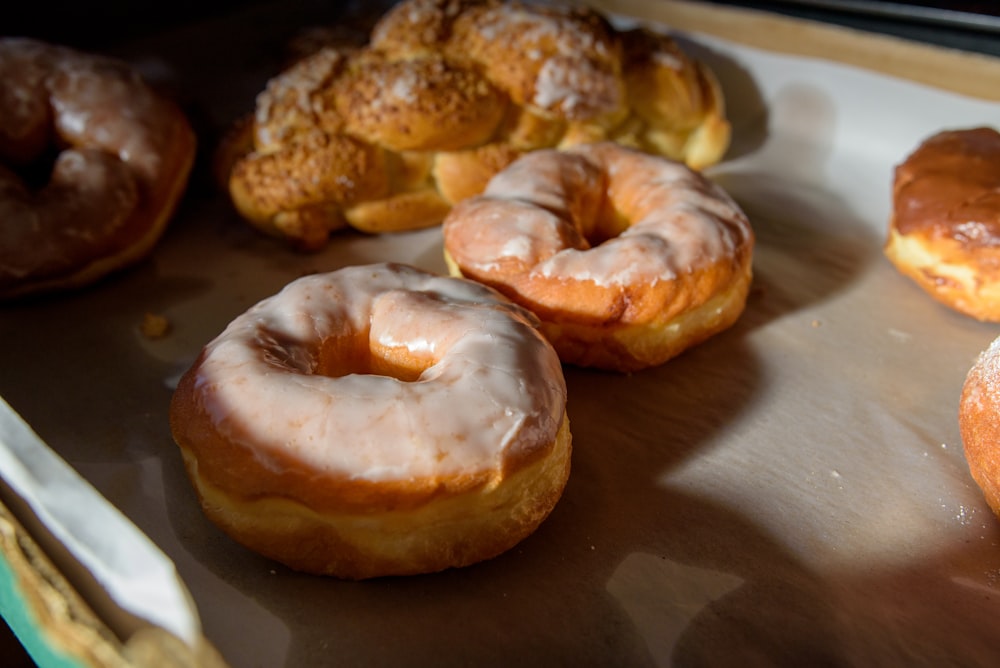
[960,335,1000,518]
[223,0,731,249]
[442,142,754,372]
[885,127,1000,321]
[0,38,196,300]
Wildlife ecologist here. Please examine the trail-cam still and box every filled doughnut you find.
[442,141,754,372]
[169,263,571,579]
[0,38,196,300]
[223,0,731,249]
[885,127,1000,321]
[960,334,1000,518]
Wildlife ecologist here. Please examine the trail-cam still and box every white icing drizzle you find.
[0,37,177,188]
[48,55,167,183]
[254,47,343,151]
[651,48,683,71]
[534,57,588,113]
[452,142,750,287]
[193,264,566,482]
[466,2,620,116]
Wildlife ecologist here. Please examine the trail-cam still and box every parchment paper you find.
[2,1,1000,666]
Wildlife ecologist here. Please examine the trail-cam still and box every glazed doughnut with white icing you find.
[960,335,1000,518]
[223,0,731,249]
[442,141,754,372]
[0,38,196,300]
[885,127,1000,321]
[169,263,571,579]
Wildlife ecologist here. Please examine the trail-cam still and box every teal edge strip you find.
[0,549,83,668]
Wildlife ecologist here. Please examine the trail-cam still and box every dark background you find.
[703,0,1000,56]
[1,0,997,666]
[6,2,271,49]
[4,1,1000,56]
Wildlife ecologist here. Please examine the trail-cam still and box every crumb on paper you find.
[140,312,171,339]
[811,319,822,328]
[888,328,912,343]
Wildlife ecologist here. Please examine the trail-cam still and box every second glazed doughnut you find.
[442,141,754,372]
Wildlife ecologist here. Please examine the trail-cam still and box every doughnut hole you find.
[367,290,459,381]
[0,101,52,168]
[299,289,478,382]
[14,143,65,192]
[0,149,140,287]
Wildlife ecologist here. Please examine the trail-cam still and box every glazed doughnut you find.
[885,127,1000,321]
[224,0,731,249]
[169,263,571,579]
[0,38,196,300]
[441,141,754,372]
[960,334,1000,518]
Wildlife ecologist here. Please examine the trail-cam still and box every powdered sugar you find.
[970,336,1000,410]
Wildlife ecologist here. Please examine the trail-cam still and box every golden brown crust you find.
[0,38,196,300]
[442,142,754,371]
[172,338,565,514]
[169,264,571,578]
[885,127,1000,321]
[335,53,506,152]
[447,1,625,122]
[223,0,732,249]
[173,420,571,579]
[343,189,452,234]
[960,336,1000,519]
[617,30,731,169]
[229,134,387,248]
[432,142,524,204]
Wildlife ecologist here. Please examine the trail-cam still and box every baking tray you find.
[3,0,1000,665]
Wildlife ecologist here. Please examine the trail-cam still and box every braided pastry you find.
[223,0,731,250]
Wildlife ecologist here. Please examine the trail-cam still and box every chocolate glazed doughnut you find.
[0,38,196,300]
